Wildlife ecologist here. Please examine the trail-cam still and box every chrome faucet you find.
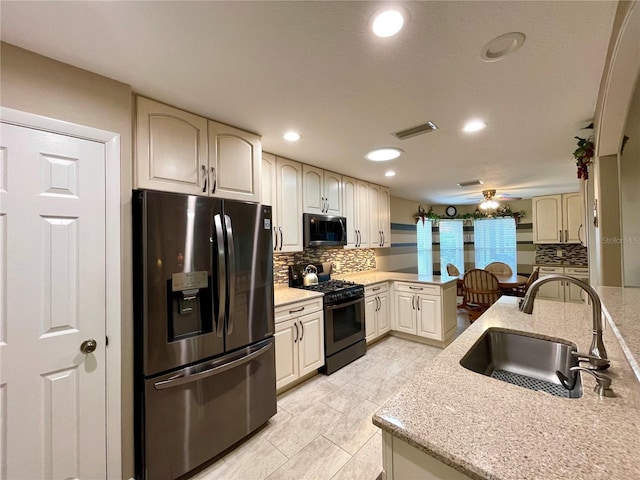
[519,274,610,370]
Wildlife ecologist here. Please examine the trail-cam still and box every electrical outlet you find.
[556,249,563,257]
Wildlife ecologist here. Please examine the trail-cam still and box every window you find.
[416,219,433,276]
[474,218,517,273]
[439,219,464,274]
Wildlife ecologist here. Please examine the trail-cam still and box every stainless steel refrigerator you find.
[133,190,276,480]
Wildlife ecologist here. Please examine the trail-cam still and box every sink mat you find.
[491,369,570,398]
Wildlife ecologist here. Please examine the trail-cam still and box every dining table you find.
[455,272,528,290]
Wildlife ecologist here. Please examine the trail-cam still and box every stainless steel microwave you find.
[303,213,347,247]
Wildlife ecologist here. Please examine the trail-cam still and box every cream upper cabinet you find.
[368,183,381,247]
[303,166,342,215]
[367,184,391,248]
[208,120,261,202]
[302,165,324,214]
[261,152,278,251]
[135,96,261,201]
[323,171,342,216]
[342,176,358,248]
[562,193,582,244]
[275,156,303,252]
[379,186,391,248]
[135,96,208,194]
[532,192,581,244]
[356,180,370,247]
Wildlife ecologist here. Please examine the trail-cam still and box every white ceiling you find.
[0,1,617,205]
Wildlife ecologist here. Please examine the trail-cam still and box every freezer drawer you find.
[138,338,276,480]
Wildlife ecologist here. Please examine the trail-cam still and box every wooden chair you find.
[463,269,501,322]
[510,267,539,297]
[485,262,513,276]
[446,263,465,299]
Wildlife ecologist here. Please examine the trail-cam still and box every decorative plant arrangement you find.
[414,205,526,225]
[573,135,594,180]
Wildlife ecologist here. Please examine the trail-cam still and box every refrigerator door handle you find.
[214,213,226,337]
[225,214,236,335]
[153,342,273,390]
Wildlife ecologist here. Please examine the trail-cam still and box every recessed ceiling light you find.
[372,9,404,38]
[385,170,396,177]
[463,120,487,133]
[365,147,403,161]
[283,131,301,142]
[480,32,526,62]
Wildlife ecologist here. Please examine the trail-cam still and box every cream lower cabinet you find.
[364,283,391,343]
[274,298,324,391]
[382,431,472,480]
[393,282,457,344]
[536,266,589,303]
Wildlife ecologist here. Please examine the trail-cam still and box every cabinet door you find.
[356,180,370,247]
[342,176,358,248]
[364,295,378,343]
[208,120,261,201]
[135,96,208,194]
[532,195,562,243]
[416,295,442,340]
[324,171,342,216]
[298,311,325,376]
[565,274,589,303]
[537,269,564,301]
[368,184,381,247]
[274,319,299,390]
[276,157,303,252]
[377,291,391,335]
[395,292,417,335]
[261,153,279,252]
[379,187,391,248]
[303,165,324,214]
[563,193,582,244]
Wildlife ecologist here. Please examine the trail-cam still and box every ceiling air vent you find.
[457,179,484,187]
[393,121,438,140]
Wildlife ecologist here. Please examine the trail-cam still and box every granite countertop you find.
[597,286,640,381]
[273,284,323,307]
[534,263,589,268]
[373,296,640,480]
[334,270,459,287]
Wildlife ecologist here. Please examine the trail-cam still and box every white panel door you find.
[563,193,582,244]
[377,291,391,335]
[275,157,303,252]
[0,123,107,479]
[356,180,369,247]
[532,195,562,243]
[342,176,358,248]
[323,171,342,216]
[379,187,391,248]
[368,184,381,247]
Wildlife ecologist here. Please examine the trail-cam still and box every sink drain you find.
[491,369,571,398]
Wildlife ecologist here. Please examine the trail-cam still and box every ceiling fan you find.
[477,189,523,210]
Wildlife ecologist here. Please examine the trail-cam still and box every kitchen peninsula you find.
[373,295,640,480]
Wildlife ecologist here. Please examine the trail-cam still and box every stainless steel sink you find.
[460,328,583,398]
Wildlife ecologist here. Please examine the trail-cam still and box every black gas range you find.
[288,264,366,374]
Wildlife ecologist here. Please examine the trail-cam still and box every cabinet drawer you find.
[394,282,440,296]
[537,266,564,275]
[275,297,323,324]
[564,267,588,276]
[365,282,390,296]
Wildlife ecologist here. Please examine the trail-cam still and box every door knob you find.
[80,339,97,354]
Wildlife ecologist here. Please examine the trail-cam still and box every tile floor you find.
[189,312,471,480]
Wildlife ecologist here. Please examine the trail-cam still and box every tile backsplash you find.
[535,244,588,265]
[273,248,376,284]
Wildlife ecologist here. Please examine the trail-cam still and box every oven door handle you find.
[153,342,273,390]
[325,296,363,310]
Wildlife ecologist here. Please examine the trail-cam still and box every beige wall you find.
[1,42,135,477]
[620,73,640,286]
